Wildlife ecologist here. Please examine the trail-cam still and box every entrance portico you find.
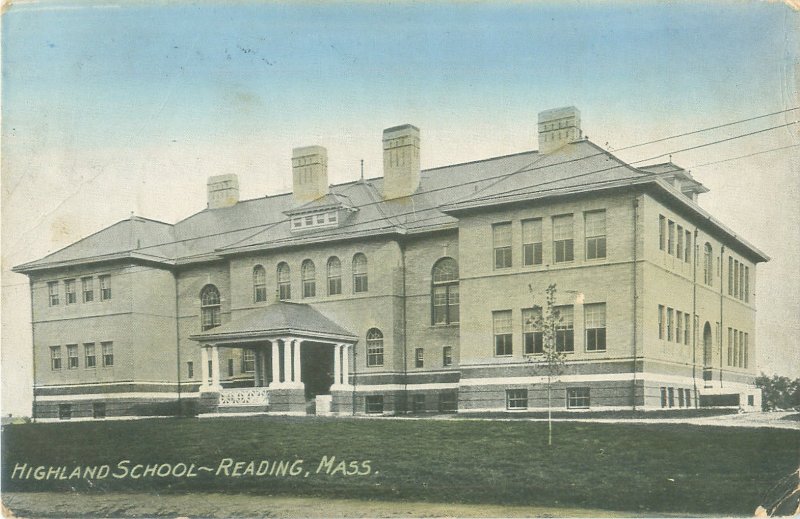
[189,301,357,415]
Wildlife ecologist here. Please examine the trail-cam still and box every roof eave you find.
[12,251,175,274]
[189,328,358,343]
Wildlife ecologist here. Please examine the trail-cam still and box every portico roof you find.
[189,301,358,344]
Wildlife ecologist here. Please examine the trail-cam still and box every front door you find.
[301,342,334,400]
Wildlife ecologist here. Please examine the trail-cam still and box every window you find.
[493,310,513,356]
[414,348,424,368]
[685,389,692,407]
[92,403,106,419]
[744,266,749,302]
[668,387,675,407]
[506,389,528,410]
[734,259,740,298]
[327,257,342,296]
[585,210,606,260]
[58,404,71,420]
[67,344,79,369]
[242,350,255,373]
[277,263,291,300]
[102,341,114,367]
[553,214,574,262]
[667,220,675,254]
[678,388,685,407]
[744,333,749,369]
[439,392,457,413]
[728,257,734,296]
[253,266,267,303]
[200,285,221,330]
[442,346,453,367]
[82,277,94,303]
[522,218,543,266]
[412,394,426,413]
[739,263,745,301]
[727,327,733,366]
[99,275,112,301]
[676,312,683,345]
[365,395,384,414]
[660,387,667,408]
[685,230,692,262]
[585,303,606,352]
[228,358,235,377]
[366,328,384,367]
[50,346,62,370]
[84,343,96,368]
[187,361,194,378]
[353,253,368,293]
[301,259,316,298]
[555,305,574,352]
[432,258,459,325]
[667,308,674,341]
[64,279,76,305]
[676,225,684,259]
[523,307,543,354]
[493,222,512,268]
[658,305,664,339]
[684,313,690,345]
[703,243,713,286]
[48,281,60,306]
[567,387,590,409]
[659,215,666,251]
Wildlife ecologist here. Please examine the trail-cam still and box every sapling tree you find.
[527,283,567,446]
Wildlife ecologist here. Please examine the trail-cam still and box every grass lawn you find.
[2,416,797,516]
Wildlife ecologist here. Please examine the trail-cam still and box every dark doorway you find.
[301,342,334,400]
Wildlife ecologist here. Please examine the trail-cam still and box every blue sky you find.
[2,1,798,415]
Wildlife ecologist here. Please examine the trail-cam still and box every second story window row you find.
[658,214,692,263]
[46,275,112,307]
[727,256,750,303]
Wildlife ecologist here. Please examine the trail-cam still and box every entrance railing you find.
[218,387,269,407]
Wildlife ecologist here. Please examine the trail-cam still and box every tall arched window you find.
[366,328,384,367]
[327,256,342,295]
[253,265,267,303]
[301,259,316,298]
[432,258,459,325]
[277,262,291,300]
[200,285,221,331]
[353,253,368,293]
[703,243,713,286]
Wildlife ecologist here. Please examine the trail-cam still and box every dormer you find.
[284,193,356,232]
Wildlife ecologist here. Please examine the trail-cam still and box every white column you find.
[211,345,221,390]
[253,348,262,387]
[282,338,292,385]
[342,344,351,388]
[260,349,269,387]
[332,344,342,388]
[200,346,210,391]
[271,340,280,386]
[293,339,302,385]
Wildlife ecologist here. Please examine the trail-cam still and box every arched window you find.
[353,253,368,293]
[253,265,267,303]
[301,259,316,298]
[366,328,384,367]
[703,243,713,286]
[327,256,342,295]
[432,258,459,325]
[200,285,221,331]
[277,262,291,300]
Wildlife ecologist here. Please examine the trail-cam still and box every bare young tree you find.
[527,283,567,446]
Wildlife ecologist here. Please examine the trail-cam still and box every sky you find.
[2,0,798,416]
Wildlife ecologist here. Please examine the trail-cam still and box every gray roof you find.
[13,139,768,273]
[189,301,357,343]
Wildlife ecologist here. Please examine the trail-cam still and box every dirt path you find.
[1,492,653,518]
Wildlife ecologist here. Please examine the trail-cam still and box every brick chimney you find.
[382,124,420,199]
[207,174,239,209]
[538,106,582,154]
[292,146,328,203]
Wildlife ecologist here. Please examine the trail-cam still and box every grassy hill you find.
[2,416,797,515]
